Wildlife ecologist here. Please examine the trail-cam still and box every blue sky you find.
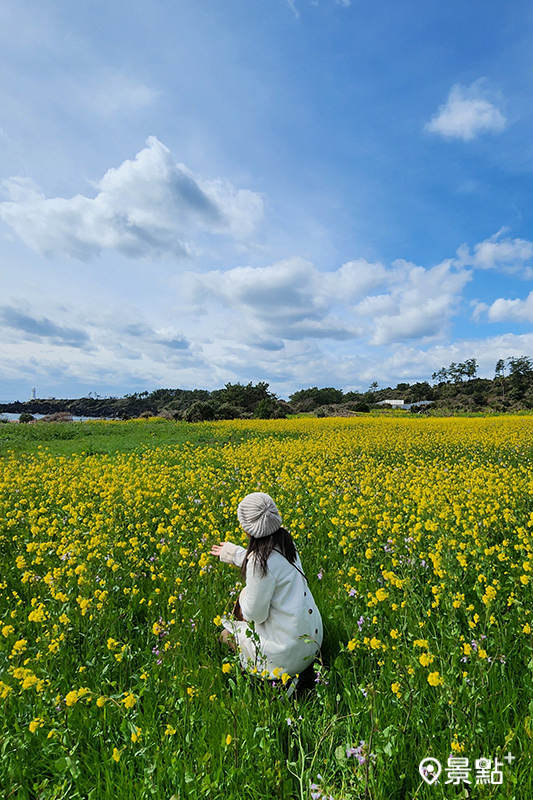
[1,0,533,401]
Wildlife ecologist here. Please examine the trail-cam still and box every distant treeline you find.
[2,355,533,421]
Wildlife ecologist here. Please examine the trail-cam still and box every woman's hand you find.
[209,543,225,557]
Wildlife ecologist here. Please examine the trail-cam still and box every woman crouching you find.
[210,492,323,679]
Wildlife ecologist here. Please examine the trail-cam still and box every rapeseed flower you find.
[65,690,79,707]
[122,693,137,709]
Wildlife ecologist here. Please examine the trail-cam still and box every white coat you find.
[218,542,323,678]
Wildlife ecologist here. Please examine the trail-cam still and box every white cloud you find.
[0,304,91,349]
[0,137,264,260]
[425,80,507,142]
[456,229,533,277]
[318,258,388,302]
[181,254,470,351]
[382,333,533,386]
[184,256,387,343]
[362,259,471,346]
[485,291,533,323]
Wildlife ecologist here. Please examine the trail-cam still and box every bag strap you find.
[273,549,308,583]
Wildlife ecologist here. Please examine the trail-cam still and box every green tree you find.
[495,359,506,401]
[506,356,533,400]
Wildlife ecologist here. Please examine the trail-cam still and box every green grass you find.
[0,418,270,458]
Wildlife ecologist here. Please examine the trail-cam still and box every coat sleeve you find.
[218,542,247,567]
[239,557,276,625]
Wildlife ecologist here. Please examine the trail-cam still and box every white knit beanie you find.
[237,492,282,538]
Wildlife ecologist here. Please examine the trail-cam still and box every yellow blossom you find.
[122,693,137,709]
[65,690,79,707]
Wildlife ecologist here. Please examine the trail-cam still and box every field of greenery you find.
[1,415,532,799]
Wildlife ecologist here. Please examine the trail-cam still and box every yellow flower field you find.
[0,415,532,799]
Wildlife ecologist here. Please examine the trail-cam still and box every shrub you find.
[38,412,72,423]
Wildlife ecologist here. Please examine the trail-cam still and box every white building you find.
[376,398,405,407]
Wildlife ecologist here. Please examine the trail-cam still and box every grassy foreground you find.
[1,416,532,799]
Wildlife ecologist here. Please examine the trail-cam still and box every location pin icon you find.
[419,757,442,785]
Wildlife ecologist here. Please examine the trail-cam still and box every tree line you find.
[1,355,533,422]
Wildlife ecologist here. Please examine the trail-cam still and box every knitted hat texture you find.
[237,492,282,538]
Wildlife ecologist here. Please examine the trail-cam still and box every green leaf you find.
[66,756,80,779]
[335,745,346,761]
[54,756,68,773]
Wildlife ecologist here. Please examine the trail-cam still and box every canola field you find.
[1,415,532,800]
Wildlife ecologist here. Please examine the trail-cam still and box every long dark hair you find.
[241,527,297,579]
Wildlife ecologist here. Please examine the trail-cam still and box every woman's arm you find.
[239,558,275,624]
[210,541,247,567]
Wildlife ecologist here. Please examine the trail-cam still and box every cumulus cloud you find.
[182,253,470,350]
[119,321,190,351]
[184,256,386,342]
[0,306,91,348]
[456,229,533,278]
[0,137,263,260]
[359,259,471,346]
[425,80,507,142]
[484,292,533,323]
